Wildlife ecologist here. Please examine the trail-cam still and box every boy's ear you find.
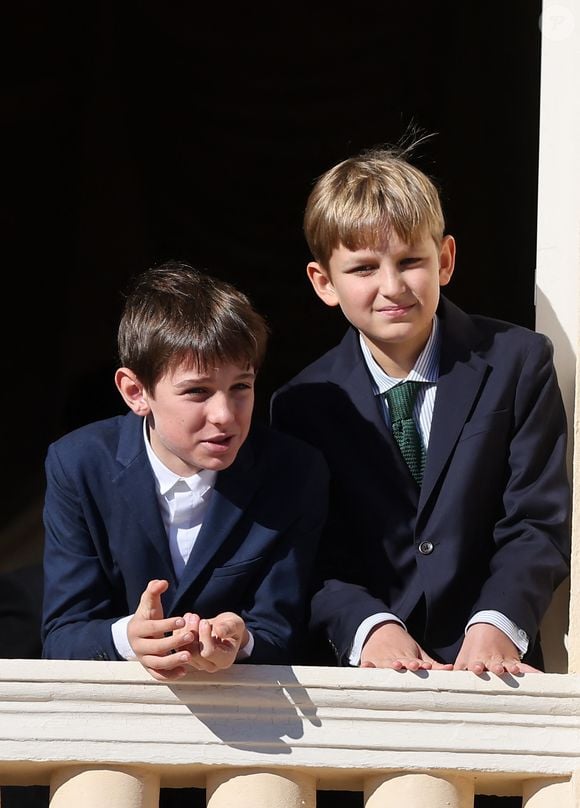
[306,261,341,307]
[438,235,456,287]
[115,368,151,415]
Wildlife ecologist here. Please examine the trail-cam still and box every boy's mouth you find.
[202,434,235,451]
[376,303,414,316]
[205,433,233,443]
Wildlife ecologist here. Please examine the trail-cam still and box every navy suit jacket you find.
[41,413,328,665]
[271,296,571,666]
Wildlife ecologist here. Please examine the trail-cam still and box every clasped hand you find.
[127,579,248,680]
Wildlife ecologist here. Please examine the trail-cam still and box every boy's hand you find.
[360,621,453,671]
[454,622,541,675]
[127,579,194,680]
[180,611,248,672]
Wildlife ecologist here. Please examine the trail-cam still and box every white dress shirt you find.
[348,318,528,665]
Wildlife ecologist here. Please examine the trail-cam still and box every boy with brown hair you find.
[271,146,570,676]
[42,261,329,682]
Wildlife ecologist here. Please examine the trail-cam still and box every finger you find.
[472,658,520,676]
[518,662,541,674]
[369,656,422,670]
[399,658,434,671]
[137,579,169,620]
[166,629,195,652]
[470,660,487,675]
[487,655,517,676]
[365,658,404,670]
[453,654,486,673]
[140,648,192,675]
[198,619,218,656]
[360,656,426,670]
[184,613,202,634]
[488,658,527,676]
[146,664,189,681]
[208,614,243,642]
[132,614,187,641]
[134,630,194,657]
[141,578,169,609]
[189,656,220,672]
[172,629,196,651]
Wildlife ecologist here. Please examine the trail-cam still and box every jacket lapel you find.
[333,329,427,496]
[114,412,177,586]
[330,329,391,441]
[418,298,489,510]
[169,430,259,608]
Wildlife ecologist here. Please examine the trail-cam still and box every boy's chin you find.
[195,448,241,472]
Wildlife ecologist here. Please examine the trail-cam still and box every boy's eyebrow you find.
[342,240,427,261]
[174,369,256,387]
[341,248,382,260]
[339,250,383,267]
[230,370,256,381]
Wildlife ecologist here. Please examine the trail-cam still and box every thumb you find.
[138,579,169,620]
[209,612,244,641]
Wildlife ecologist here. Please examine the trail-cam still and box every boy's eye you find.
[232,383,253,392]
[400,256,421,267]
[350,265,376,274]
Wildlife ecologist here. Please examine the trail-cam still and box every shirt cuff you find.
[349,612,406,666]
[465,610,529,657]
[111,614,137,660]
[236,630,254,660]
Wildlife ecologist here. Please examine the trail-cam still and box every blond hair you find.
[304,147,445,268]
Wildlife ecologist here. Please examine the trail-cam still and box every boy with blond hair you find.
[271,146,570,676]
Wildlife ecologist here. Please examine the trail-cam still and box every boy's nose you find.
[378,265,405,297]
[207,394,235,425]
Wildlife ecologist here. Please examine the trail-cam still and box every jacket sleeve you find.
[471,335,571,642]
[41,443,124,661]
[243,446,329,665]
[271,386,393,666]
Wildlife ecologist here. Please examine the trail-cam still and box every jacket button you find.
[418,540,434,555]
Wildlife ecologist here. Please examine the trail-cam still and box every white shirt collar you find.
[359,314,440,394]
[142,418,217,498]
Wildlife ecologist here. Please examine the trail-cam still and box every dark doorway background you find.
[2,2,542,532]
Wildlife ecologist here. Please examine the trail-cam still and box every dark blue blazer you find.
[41,413,329,665]
[271,296,571,666]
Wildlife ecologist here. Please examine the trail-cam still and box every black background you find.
[2,2,542,530]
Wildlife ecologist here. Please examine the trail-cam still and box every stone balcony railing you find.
[1,659,580,807]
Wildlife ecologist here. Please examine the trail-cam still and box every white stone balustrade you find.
[1,660,580,807]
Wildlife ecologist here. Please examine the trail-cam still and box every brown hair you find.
[304,146,445,269]
[118,261,269,393]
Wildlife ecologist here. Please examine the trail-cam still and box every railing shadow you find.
[170,665,321,754]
